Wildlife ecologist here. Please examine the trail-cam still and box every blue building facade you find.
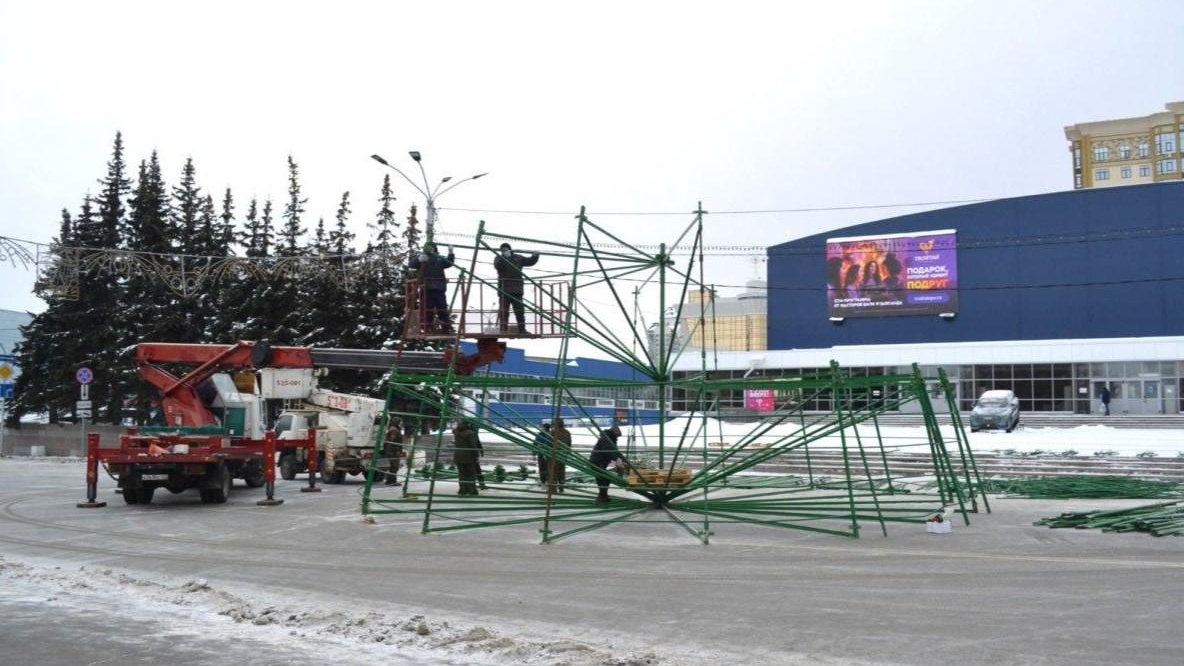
[460,343,664,426]
[769,182,1184,349]
[750,183,1184,415]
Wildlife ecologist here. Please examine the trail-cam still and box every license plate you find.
[141,474,169,481]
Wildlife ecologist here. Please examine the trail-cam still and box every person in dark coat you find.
[493,242,540,333]
[533,421,552,486]
[547,418,571,493]
[408,242,456,333]
[382,417,403,486]
[590,425,623,503]
[452,420,482,496]
[1100,385,1111,416]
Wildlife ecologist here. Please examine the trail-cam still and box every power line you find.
[437,197,998,216]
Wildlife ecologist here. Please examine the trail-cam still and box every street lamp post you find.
[370,152,487,245]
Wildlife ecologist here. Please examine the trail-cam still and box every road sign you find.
[77,400,92,409]
[76,367,93,384]
[76,409,92,419]
[0,385,12,399]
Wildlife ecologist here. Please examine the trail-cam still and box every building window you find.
[1138,141,1150,158]
[1119,144,1132,159]
[1121,166,1131,178]
[1093,146,1109,161]
[1140,164,1151,177]
[1073,147,1081,168]
[1157,158,1178,174]
[1155,131,1176,155]
[1095,168,1109,181]
[1074,173,1083,189]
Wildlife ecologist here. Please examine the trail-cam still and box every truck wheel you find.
[121,484,140,505]
[135,486,156,504]
[244,461,266,488]
[322,468,345,484]
[279,454,297,481]
[200,463,232,504]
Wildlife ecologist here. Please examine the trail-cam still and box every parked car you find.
[969,390,1020,433]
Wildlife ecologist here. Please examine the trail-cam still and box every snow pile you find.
[0,556,679,666]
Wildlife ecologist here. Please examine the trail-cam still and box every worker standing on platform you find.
[493,242,540,334]
[590,424,623,503]
[453,420,482,496]
[409,242,456,333]
[547,418,572,493]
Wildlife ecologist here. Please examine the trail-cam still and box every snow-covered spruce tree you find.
[168,157,205,344]
[77,133,132,424]
[12,209,85,424]
[231,198,279,342]
[115,150,178,422]
[204,187,240,343]
[260,156,310,345]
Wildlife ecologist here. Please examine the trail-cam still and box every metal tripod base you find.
[76,501,107,508]
[300,486,322,493]
[256,498,285,506]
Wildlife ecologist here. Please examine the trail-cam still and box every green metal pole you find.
[831,361,860,538]
[542,207,586,543]
[658,241,667,470]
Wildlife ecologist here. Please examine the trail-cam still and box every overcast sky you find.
[2,1,1181,351]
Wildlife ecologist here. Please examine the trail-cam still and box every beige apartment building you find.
[677,281,767,352]
[1064,101,1184,189]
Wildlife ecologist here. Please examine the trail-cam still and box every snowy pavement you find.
[1,456,1182,666]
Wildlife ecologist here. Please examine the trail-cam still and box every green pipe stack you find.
[978,476,1183,500]
[1034,501,1184,537]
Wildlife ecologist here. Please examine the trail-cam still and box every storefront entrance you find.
[1094,380,1171,415]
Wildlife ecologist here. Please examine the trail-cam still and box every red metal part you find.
[444,338,507,376]
[263,431,277,485]
[96,431,314,466]
[135,341,315,428]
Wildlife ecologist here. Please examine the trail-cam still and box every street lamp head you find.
[472,173,488,179]
[370,154,390,166]
[409,151,422,162]
[440,176,453,184]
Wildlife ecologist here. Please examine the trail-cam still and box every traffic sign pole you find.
[77,367,93,457]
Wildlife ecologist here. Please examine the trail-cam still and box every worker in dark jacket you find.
[493,242,540,333]
[547,418,572,493]
[452,420,482,496]
[590,425,623,503]
[533,421,552,486]
[408,242,456,333]
[382,417,403,486]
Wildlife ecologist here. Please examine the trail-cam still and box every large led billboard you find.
[825,229,958,318]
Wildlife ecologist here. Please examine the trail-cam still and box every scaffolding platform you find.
[403,278,572,340]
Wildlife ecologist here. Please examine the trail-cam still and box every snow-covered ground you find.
[482,416,1184,458]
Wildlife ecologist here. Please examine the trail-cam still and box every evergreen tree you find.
[117,151,179,421]
[370,174,398,251]
[12,209,84,423]
[330,191,355,255]
[402,203,422,260]
[278,155,306,256]
[172,158,203,254]
[218,188,237,253]
[74,133,132,423]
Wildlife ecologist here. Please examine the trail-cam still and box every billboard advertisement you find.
[743,389,775,412]
[825,229,958,318]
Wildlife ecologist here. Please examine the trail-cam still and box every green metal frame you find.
[359,206,989,543]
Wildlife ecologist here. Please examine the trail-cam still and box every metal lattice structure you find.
[361,207,989,543]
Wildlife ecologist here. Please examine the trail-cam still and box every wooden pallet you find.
[626,467,693,487]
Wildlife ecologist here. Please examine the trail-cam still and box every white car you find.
[969,390,1020,433]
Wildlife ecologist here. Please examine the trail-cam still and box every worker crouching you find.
[590,425,623,503]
